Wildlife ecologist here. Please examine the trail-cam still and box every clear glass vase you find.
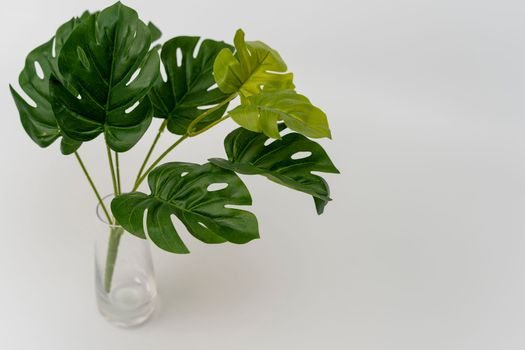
[94,195,157,327]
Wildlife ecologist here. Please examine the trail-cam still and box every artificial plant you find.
[10,2,339,292]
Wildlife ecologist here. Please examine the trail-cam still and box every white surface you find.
[1,0,525,349]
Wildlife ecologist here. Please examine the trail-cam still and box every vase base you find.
[97,278,157,327]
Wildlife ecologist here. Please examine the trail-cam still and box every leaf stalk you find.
[115,151,121,195]
[74,151,113,224]
[133,119,168,187]
[131,94,238,191]
[132,134,188,191]
[106,143,119,197]
[186,93,237,135]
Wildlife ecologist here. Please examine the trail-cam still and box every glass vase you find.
[94,195,157,327]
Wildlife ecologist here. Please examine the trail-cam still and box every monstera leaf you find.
[213,29,294,98]
[111,162,259,253]
[50,2,160,152]
[149,36,233,134]
[9,13,91,154]
[210,126,339,214]
[229,90,332,139]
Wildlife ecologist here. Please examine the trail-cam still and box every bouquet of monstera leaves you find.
[10,2,338,300]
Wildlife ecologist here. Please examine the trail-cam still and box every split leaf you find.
[149,36,233,134]
[112,162,259,253]
[50,2,160,152]
[213,29,294,99]
[229,90,332,139]
[210,126,339,214]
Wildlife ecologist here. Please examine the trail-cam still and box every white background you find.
[1,0,525,349]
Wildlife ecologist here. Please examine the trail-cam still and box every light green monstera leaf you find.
[210,126,339,214]
[149,36,233,134]
[229,90,332,139]
[9,13,91,154]
[111,162,259,253]
[213,29,294,99]
[50,2,160,152]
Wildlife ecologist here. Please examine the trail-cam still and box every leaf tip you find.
[314,196,333,215]
[8,84,17,96]
[235,28,245,37]
[147,21,162,42]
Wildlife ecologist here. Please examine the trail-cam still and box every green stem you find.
[132,134,188,191]
[188,115,231,137]
[75,151,121,292]
[104,225,124,293]
[74,151,113,224]
[115,151,121,195]
[134,119,168,187]
[132,93,237,191]
[104,142,122,293]
[186,93,237,135]
[106,144,118,197]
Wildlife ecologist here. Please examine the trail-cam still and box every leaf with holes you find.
[9,12,92,154]
[50,2,160,152]
[213,29,294,99]
[111,162,259,253]
[209,126,339,214]
[149,36,233,134]
[229,90,332,139]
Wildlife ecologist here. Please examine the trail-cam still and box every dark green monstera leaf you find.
[210,126,339,214]
[213,29,294,99]
[111,162,259,253]
[229,90,332,139]
[9,13,91,154]
[50,2,160,152]
[149,36,233,134]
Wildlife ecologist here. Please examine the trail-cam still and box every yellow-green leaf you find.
[213,29,294,98]
[229,90,332,139]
